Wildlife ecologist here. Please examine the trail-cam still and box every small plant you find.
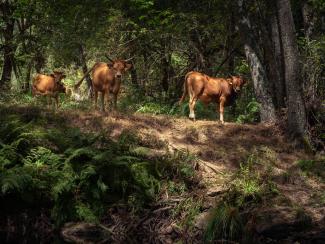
[236,99,260,124]
[297,158,325,180]
[204,153,278,243]
[204,203,243,243]
[172,197,202,230]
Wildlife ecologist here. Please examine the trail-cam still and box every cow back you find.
[33,74,56,94]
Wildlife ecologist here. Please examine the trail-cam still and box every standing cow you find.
[74,59,132,111]
[179,71,246,123]
[32,71,66,109]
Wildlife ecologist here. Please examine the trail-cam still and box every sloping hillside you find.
[61,109,325,242]
[1,106,324,243]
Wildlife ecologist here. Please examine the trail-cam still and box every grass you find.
[204,153,280,243]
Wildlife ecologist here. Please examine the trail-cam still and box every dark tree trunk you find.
[301,1,318,100]
[161,54,169,92]
[269,8,286,108]
[130,64,138,88]
[276,0,310,143]
[302,1,316,40]
[34,51,45,73]
[0,1,15,88]
[161,40,175,93]
[189,28,207,73]
[226,11,235,74]
[23,60,33,93]
[237,0,277,122]
[78,45,92,90]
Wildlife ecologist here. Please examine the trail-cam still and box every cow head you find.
[229,76,246,93]
[107,58,133,79]
[51,71,66,93]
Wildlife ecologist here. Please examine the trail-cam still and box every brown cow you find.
[74,59,132,111]
[32,71,66,109]
[179,71,246,123]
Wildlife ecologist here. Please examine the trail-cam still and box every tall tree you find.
[276,0,310,143]
[0,0,15,88]
[269,6,286,108]
[236,0,277,122]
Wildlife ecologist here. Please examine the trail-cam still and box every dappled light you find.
[0,0,324,243]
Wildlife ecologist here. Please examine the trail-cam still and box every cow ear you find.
[107,63,113,68]
[227,78,233,85]
[125,63,132,71]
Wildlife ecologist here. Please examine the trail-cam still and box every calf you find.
[74,59,132,111]
[32,71,66,109]
[179,71,246,123]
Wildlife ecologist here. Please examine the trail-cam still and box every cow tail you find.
[179,72,191,105]
[74,63,97,90]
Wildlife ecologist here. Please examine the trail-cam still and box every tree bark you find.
[23,60,33,93]
[0,1,15,88]
[78,45,92,90]
[130,63,138,88]
[276,0,310,143]
[302,1,316,40]
[269,9,286,108]
[236,0,277,122]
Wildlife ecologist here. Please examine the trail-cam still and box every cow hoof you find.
[189,114,195,120]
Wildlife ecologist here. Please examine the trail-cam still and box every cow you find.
[32,71,66,109]
[74,58,132,111]
[179,71,246,123]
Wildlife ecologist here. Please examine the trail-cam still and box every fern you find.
[0,169,33,195]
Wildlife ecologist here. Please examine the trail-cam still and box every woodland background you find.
[0,0,325,243]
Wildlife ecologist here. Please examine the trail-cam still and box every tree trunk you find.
[34,51,45,73]
[130,63,138,88]
[301,1,318,100]
[161,54,169,92]
[276,0,310,143]
[302,1,316,40]
[23,60,33,93]
[236,0,277,122]
[78,45,92,90]
[226,11,235,75]
[269,9,286,108]
[0,1,15,88]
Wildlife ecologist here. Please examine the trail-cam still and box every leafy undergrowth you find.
[0,106,202,243]
[0,104,324,243]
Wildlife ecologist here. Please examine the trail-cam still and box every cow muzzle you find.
[234,87,241,93]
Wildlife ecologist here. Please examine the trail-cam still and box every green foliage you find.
[204,203,243,243]
[236,99,260,124]
[204,154,278,242]
[0,107,197,227]
[172,197,202,230]
[136,102,173,115]
[297,158,325,180]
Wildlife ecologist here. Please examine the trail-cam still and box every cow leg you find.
[189,97,197,121]
[219,96,226,124]
[101,92,105,112]
[94,90,98,110]
[112,93,117,110]
[46,96,51,109]
[105,92,110,111]
[55,96,59,110]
